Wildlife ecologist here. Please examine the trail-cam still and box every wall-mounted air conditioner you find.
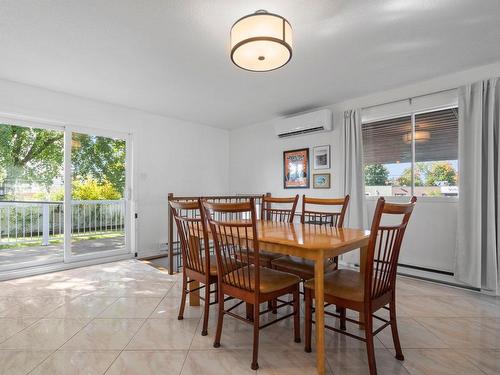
[274,109,332,138]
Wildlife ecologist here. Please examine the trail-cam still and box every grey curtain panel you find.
[339,109,367,264]
[455,78,500,294]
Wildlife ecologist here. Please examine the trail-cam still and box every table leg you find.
[189,279,200,306]
[314,256,325,375]
[359,245,368,328]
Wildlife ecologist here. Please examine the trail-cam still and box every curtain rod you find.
[361,87,458,111]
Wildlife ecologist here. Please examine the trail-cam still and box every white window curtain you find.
[455,78,500,294]
[339,109,367,264]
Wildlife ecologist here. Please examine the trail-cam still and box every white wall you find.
[0,79,229,258]
[229,113,343,198]
[229,62,500,275]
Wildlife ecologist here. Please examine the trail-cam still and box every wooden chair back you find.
[202,199,260,293]
[261,194,299,223]
[170,200,209,276]
[365,197,417,302]
[301,195,350,227]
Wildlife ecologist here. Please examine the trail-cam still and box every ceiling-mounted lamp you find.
[230,10,292,72]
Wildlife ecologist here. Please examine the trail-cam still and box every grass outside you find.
[0,231,124,250]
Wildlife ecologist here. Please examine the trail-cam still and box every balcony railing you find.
[0,200,125,246]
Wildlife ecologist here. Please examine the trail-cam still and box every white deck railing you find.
[0,200,125,245]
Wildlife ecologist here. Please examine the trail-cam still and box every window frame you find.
[362,104,459,203]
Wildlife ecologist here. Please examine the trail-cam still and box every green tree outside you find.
[424,161,457,186]
[397,164,425,186]
[0,125,64,190]
[71,133,126,195]
[0,124,126,200]
[364,164,389,186]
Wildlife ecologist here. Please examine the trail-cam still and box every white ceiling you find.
[1,0,499,129]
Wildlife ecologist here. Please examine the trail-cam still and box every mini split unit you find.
[274,109,332,138]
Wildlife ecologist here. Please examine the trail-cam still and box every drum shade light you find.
[403,130,431,144]
[230,10,292,72]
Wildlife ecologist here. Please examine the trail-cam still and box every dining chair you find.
[261,194,299,222]
[257,194,300,268]
[202,198,301,370]
[303,196,417,375]
[271,195,350,281]
[170,199,237,336]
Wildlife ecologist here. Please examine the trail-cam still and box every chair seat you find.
[271,256,337,280]
[235,250,281,267]
[224,265,300,294]
[304,269,365,302]
[207,255,240,276]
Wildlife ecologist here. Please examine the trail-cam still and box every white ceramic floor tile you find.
[48,296,119,318]
[258,349,334,374]
[99,297,162,318]
[0,318,39,343]
[106,350,187,375]
[0,318,88,350]
[30,350,120,375]
[416,317,500,348]
[180,350,255,375]
[0,296,69,318]
[326,348,410,375]
[0,259,498,374]
[457,349,500,375]
[126,318,199,350]
[376,318,449,349]
[61,318,144,350]
[0,350,52,375]
[151,297,203,320]
[401,349,486,375]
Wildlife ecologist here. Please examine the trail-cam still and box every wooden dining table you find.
[189,220,370,375]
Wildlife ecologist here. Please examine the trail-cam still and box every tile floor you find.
[0,259,499,374]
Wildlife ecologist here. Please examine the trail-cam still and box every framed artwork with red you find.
[283,148,309,189]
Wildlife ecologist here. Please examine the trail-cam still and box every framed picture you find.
[283,148,309,189]
[313,145,330,170]
[313,173,331,189]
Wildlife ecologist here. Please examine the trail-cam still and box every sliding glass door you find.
[65,128,131,262]
[0,119,65,271]
[0,118,132,273]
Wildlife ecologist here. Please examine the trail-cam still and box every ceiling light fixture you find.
[230,10,292,72]
[403,130,431,144]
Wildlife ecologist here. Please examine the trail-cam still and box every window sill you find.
[365,195,458,204]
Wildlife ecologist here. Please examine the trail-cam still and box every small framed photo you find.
[283,148,310,189]
[313,145,330,170]
[313,173,331,189]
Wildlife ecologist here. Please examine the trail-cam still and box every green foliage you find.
[364,164,389,186]
[0,125,126,199]
[0,124,63,189]
[32,188,64,201]
[71,134,125,195]
[397,168,412,186]
[397,165,424,186]
[31,177,121,200]
[424,161,457,186]
[72,177,121,200]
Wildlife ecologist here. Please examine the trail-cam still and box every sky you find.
[385,160,458,180]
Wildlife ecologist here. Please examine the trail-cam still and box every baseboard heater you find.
[348,261,481,291]
[397,263,454,276]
